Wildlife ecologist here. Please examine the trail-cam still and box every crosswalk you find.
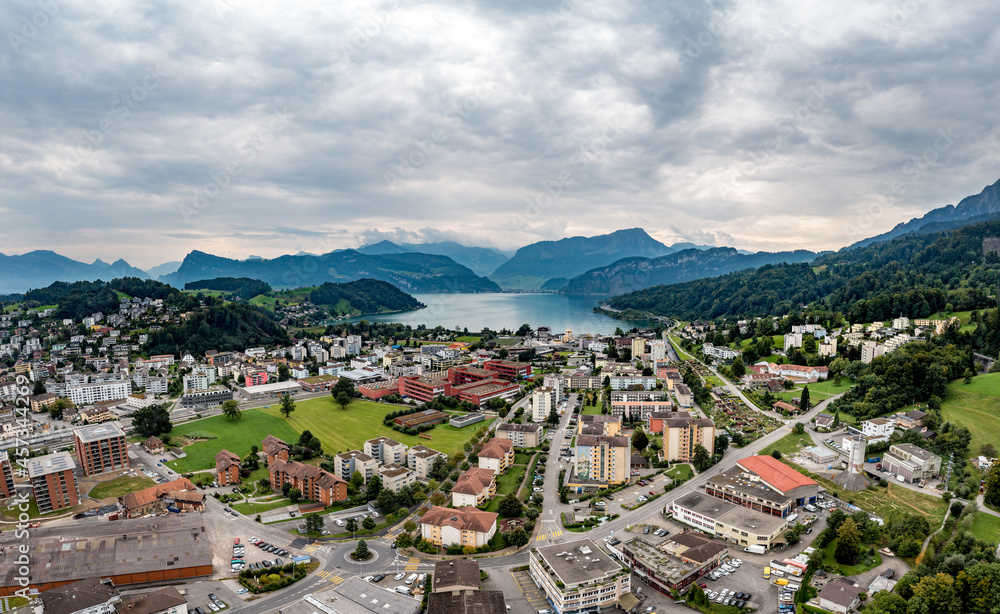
[303,544,319,554]
[404,557,420,571]
[536,529,563,541]
[315,570,347,586]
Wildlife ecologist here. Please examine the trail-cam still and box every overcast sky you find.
[2,0,999,268]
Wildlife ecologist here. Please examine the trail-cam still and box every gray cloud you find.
[1,0,998,268]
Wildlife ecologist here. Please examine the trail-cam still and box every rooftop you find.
[736,455,818,494]
[27,451,76,478]
[891,443,940,463]
[41,578,120,614]
[74,422,126,443]
[623,537,702,583]
[420,506,497,533]
[294,578,419,614]
[427,590,507,614]
[534,539,624,587]
[432,559,480,592]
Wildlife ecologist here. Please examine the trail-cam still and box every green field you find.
[668,335,694,361]
[760,430,815,457]
[665,464,693,481]
[939,373,1000,458]
[88,474,155,499]
[260,397,476,458]
[971,513,1000,545]
[582,403,603,415]
[165,409,301,472]
[233,498,294,515]
[456,336,482,344]
[485,462,528,513]
[774,377,855,403]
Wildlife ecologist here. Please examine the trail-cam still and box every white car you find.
[533,487,544,492]
[335,519,345,527]
[395,573,406,581]
[372,511,380,518]
[208,604,220,612]
[236,589,248,595]
[708,592,718,599]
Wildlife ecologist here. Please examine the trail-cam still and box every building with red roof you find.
[704,455,818,518]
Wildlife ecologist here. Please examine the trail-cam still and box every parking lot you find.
[511,570,552,612]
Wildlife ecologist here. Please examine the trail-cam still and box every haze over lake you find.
[340,293,649,334]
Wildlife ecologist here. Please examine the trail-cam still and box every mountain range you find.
[158,250,501,293]
[356,240,509,277]
[0,251,149,294]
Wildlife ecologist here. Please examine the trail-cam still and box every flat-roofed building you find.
[532,386,555,422]
[419,505,497,548]
[670,492,788,550]
[577,414,622,437]
[804,445,839,464]
[0,450,15,499]
[496,422,543,448]
[74,423,128,476]
[569,434,630,492]
[180,385,233,410]
[364,436,408,465]
[237,380,302,401]
[398,375,449,403]
[609,390,672,422]
[882,443,941,483]
[378,463,416,493]
[28,452,80,513]
[655,414,716,461]
[0,514,213,596]
[406,445,445,479]
[529,538,630,614]
[623,532,728,595]
[483,360,531,381]
[334,450,378,483]
[296,374,337,392]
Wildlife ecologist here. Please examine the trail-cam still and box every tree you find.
[981,443,997,458]
[278,364,291,381]
[730,356,745,379]
[965,368,975,384]
[498,493,524,518]
[377,488,398,514]
[547,405,559,426]
[350,471,366,490]
[771,449,782,459]
[912,572,961,614]
[362,516,376,530]
[366,475,383,500]
[504,527,530,547]
[353,539,370,560]
[335,391,352,410]
[395,533,413,548]
[834,517,862,565]
[984,461,1000,506]
[279,393,296,418]
[345,517,358,533]
[715,432,729,452]
[222,399,242,421]
[429,455,449,481]
[32,379,46,395]
[132,405,172,438]
[793,422,805,435]
[832,409,841,428]
[632,428,649,453]
[305,513,324,534]
[404,520,417,533]
[288,488,302,504]
[799,386,811,412]
[692,444,711,471]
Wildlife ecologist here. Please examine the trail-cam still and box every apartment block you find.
[532,387,555,422]
[364,436,408,466]
[75,423,129,477]
[496,423,543,448]
[407,445,446,479]
[477,438,514,475]
[28,451,80,512]
[0,450,15,499]
[214,450,242,486]
[569,435,630,491]
[378,463,416,493]
[451,467,496,507]
[268,459,348,506]
[529,539,630,614]
[334,450,379,483]
[420,505,498,548]
[652,414,716,461]
[67,380,131,406]
[609,390,673,422]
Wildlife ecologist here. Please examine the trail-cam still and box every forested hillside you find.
[185,277,272,299]
[605,219,1000,321]
[309,279,424,314]
[145,302,289,356]
[22,278,180,320]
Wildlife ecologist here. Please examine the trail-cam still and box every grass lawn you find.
[582,403,603,415]
[456,336,482,343]
[261,396,476,458]
[665,464,693,481]
[971,513,1000,545]
[822,539,882,575]
[668,335,695,361]
[233,498,294,515]
[166,409,301,473]
[0,496,64,521]
[774,377,855,403]
[938,373,1000,458]
[88,474,155,499]
[485,463,528,513]
[780,460,949,526]
[760,431,815,457]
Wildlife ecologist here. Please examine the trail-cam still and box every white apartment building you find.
[67,380,131,406]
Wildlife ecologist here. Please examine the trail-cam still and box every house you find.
[119,477,205,518]
[895,409,927,430]
[214,450,242,486]
[477,438,514,474]
[419,505,498,548]
[772,401,799,414]
[451,467,496,507]
[815,413,835,429]
[817,581,864,614]
[143,436,165,454]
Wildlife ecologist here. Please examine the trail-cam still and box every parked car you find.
[395,573,406,581]
[236,589,248,595]
[208,604,219,612]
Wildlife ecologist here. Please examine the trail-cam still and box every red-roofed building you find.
[736,455,818,499]
[420,505,498,548]
[702,455,819,516]
[483,360,531,381]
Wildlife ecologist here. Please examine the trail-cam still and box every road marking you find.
[405,557,420,571]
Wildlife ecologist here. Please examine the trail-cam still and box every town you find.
[1,282,993,614]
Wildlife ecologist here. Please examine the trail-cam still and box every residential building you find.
[215,450,242,486]
[378,463,416,493]
[657,415,716,461]
[882,443,942,483]
[0,450,16,499]
[577,414,622,437]
[119,477,205,518]
[532,387,555,422]
[180,385,233,410]
[39,577,121,614]
[477,438,514,474]
[67,380,131,406]
[632,337,646,360]
[609,375,656,390]
[75,423,129,476]
[262,435,290,464]
[674,383,693,407]
[622,533,728,595]
[704,455,819,517]
[30,392,59,412]
[182,374,209,392]
[609,390,672,422]
[783,332,803,352]
[818,582,864,614]
[861,340,886,364]
[28,451,80,512]
[244,370,269,387]
[432,559,481,593]
[496,422,543,447]
[333,450,378,483]
[125,394,155,409]
[818,338,837,357]
[529,539,630,614]
[894,409,927,430]
[297,374,337,392]
[702,343,741,362]
[754,362,830,381]
[114,586,188,614]
[406,445,445,479]
[857,417,895,443]
[268,459,348,506]
[364,436,408,465]
[419,505,498,548]
[143,436,165,454]
[451,467,496,507]
[670,492,788,550]
[570,435,630,491]
[427,592,506,614]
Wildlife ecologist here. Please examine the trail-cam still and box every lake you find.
[339,293,649,335]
